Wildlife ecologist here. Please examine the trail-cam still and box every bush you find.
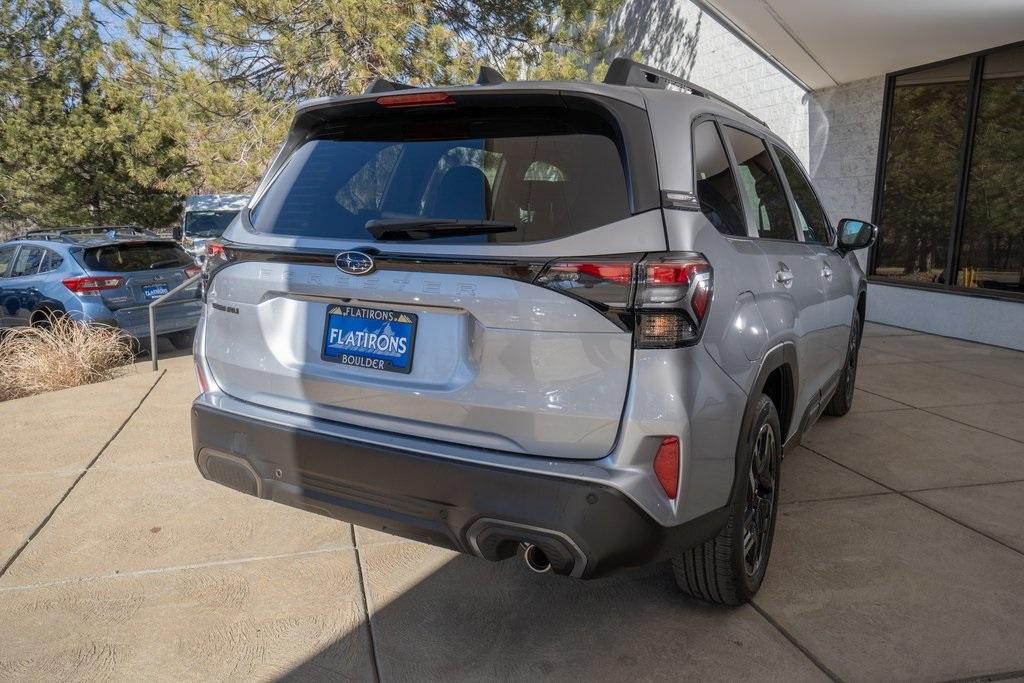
[0,317,135,401]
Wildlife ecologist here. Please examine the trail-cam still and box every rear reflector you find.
[62,276,125,294]
[195,360,208,395]
[376,92,455,108]
[653,436,680,499]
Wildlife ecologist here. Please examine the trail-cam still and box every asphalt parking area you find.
[2,325,1024,681]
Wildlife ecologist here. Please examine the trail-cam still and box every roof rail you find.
[602,57,768,128]
[13,225,159,243]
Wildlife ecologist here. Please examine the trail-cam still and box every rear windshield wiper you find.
[365,218,517,241]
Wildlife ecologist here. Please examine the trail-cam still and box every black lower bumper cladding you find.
[191,402,726,578]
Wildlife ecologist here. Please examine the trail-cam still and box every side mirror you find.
[836,218,878,253]
[172,225,182,241]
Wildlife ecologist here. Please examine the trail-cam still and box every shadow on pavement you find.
[278,547,814,681]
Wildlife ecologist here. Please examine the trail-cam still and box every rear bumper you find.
[191,400,728,578]
[112,299,202,338]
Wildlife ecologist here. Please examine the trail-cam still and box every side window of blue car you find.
[38,249,63,274]
[0,246,15,278]
[10,246,44,278]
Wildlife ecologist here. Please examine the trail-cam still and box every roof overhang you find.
[695,0,1024,90]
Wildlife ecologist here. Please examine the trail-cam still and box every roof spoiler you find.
[362,65,506,95]
[603,57,768,129]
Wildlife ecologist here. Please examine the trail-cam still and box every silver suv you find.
[191,59,877,605]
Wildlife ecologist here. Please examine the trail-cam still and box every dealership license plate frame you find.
[143,283,170,300]
[321,304,418,374]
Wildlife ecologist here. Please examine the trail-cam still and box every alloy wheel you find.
[742,421,778,577]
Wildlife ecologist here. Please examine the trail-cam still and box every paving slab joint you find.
[0,371,166,578]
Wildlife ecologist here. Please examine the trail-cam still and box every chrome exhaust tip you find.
[521,543,552,574]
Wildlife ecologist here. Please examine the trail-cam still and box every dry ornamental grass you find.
[0,317,136,401]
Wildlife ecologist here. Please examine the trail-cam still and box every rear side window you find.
[11,246,44,277]
[39,250,63,273]
[774,146,830,244]
[81,243,193,272]
[250,107,631,244]
[692,121,747,236]
[0,246,15,277]
[722,126,796,241]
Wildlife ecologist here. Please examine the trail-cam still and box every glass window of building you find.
[958,46,1024,293]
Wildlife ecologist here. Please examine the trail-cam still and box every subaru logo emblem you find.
[335,251,375,276]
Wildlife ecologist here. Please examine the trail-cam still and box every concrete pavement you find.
[2,326,1024,681]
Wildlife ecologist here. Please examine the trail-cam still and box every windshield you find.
[249,106,630,244]
[184,210,239,238]
[81,242,194,272]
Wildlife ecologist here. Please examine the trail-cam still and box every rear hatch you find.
[75,240,200,309]
[202,90,666,459]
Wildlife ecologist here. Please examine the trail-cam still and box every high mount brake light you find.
[62,276,125,294]
[534,252,712,347]
[376,92,455,108]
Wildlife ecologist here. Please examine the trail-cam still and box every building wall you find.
[613,0,1024,351]
[610,0,810,165]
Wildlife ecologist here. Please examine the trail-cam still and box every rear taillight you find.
[534,258,636,309]
[533,252,712,348]
[635,254,712,348]
[201,240,233,300]
[205,240,225,262]
[62,276,125,294]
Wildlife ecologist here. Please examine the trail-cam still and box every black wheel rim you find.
[743,422,778,577]
[843,317,861,402]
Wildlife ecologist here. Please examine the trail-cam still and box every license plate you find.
[143,283,169,300]
[322,304,417,374]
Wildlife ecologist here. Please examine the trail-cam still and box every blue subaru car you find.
[0,227,202,347]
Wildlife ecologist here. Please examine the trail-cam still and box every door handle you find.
[775,266,794,286]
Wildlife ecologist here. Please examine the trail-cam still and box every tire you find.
[672,394,782,606]
[166,328,196,350]
[824,308,862,417]
[30,308,62,329]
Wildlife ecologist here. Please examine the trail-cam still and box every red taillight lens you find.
[635,254,712,348]
[653,436,680,499]
[534,258,636,308]
[185,264,201,278]
[533,252,712,347]
[376,92,455,108]
[205,241,225,260]
[62,276,125,294]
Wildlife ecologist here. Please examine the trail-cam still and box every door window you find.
[0,246,15,277]
[692,120,747,236]
[10,246,44,277]
[722,126,797,241]
[773,146,831,244]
